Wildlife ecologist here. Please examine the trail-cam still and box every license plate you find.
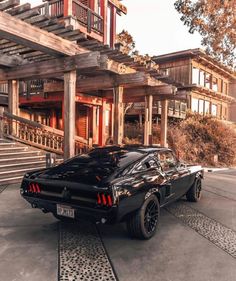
[57,204,75,218]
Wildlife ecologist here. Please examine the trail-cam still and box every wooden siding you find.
[158,59,191,85]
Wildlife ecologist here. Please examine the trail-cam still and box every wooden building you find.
[0,0,187,159]
[153,49,236,121]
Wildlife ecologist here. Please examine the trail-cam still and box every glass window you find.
[191,98,198,112]
[199,100,204,114]
[192,67,199,84]
[157,151,178,172]
[212,77,218,92]
[212,104,217,116]
[204,101,210,114]
[199,70,205,86]
[44,148,145,184]
[205,72,211,89]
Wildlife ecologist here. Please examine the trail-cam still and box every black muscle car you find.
[21,146,204,239]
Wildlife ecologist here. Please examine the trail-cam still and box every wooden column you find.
[144,95,153,145]
[50,109,57,129]
[92,106,98,144]
[160,99,168,147]
[113,86,124,145]
[101,0,108,44]
[64,0,73,17]
[8,80,19,135]
[64,70,76,160]
[98,99,106,146]
[109,103,114,139]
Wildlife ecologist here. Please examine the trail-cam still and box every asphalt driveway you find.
[0,170,235,281]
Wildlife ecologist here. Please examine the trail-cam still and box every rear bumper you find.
[22,195,118,224]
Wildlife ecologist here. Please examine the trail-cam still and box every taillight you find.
[97,193,113,207]
[28,183,41,194]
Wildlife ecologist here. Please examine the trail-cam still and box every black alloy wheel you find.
[126,194,160,240]
[186,178,202,202]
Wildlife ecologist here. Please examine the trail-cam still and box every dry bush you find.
[168,113,236,167]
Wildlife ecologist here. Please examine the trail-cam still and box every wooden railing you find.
[72,0,103,35]
[0,112,90,155]
[34,0,64,18]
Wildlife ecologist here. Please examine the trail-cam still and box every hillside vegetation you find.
[124,114,236,167]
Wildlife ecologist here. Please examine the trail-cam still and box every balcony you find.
[33,0,103,40]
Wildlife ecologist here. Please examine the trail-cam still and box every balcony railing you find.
[72,0,104,35]
[34,0,64,18]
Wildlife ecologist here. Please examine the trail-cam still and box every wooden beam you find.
[44,72,162,93]
[0,0,20,11]
[64,70,76,160]
[0,11,84,56]
[113,86,124,145]
[160,100,168,147]
[0,53,28,67]
[0,52,103,80]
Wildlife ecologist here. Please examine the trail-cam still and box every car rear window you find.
[43,149,145,184]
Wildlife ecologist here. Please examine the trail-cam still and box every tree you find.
[174,0,236,68]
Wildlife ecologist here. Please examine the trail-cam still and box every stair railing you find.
[0,112,90,155]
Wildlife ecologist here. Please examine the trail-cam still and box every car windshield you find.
[43,148,145,184]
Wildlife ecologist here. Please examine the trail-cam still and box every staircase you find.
[0,138,47,185]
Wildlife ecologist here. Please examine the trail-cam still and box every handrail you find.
[1,112,90,155]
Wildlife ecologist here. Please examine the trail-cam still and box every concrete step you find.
[0,147,29,153]
[0,161,46,172]
[0,155,46,165]
[0,166,46,180]
[0,176,24,185]
[0,151,43,159]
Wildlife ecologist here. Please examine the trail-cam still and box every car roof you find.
[92,145,171,154]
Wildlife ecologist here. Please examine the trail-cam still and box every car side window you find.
[132,157,159,174]
[156,151,178,172]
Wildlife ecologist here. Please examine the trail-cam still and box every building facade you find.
[153,49,236,121]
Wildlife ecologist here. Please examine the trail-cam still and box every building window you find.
[212,77,218,92]
[192,67,199,84]
[199,70,205,86]
[199,99,204,114]
[212,104,217,116]
[191,98,198,112]
[204,101,210,114]
[205,72,211,89]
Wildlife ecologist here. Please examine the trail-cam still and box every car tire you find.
[186,177,202,202]
[126,194,160,240]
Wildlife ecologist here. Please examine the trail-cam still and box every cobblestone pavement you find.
[59,222,117,281]
[166,202,236,258]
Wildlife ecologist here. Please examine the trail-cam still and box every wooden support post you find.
[109,103,114,139]
[98,99,106,146]
[64,70,76,160]
[148,95,153,145]
[144,95,153,145]
[113,86,124,145]
[160,99,168,147]
[92,106,98,144]
[144,96,149,145]
[64,0,73,17]
[50,109,57,129]
[8,79,19,135]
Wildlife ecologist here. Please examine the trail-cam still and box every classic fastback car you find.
[21,146,203,239]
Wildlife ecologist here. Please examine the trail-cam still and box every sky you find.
[22,0,203,56]
[116,0,203,56]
